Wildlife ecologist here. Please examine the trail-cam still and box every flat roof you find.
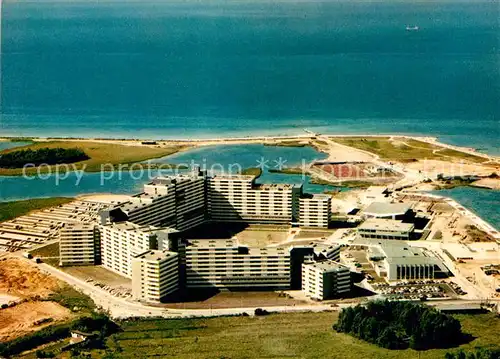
[443,243,499,261]
[255,183,294,191]
[364,186,388,196]
[62,223,95,230]
[103,221,177,234]
[248,247,289,256]
[378,243,445,267]
[304,260,347,272]
[147,174,202,186]
[359,218,414,232]
[134,250,177,261]
[300,193,331,200]
[188,238,239,248]
[118,197,155,212]
[210,174,255,181]
[363,202,411,217]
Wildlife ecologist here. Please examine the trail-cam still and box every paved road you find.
[38,261,336,319]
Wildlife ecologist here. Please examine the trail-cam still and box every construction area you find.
[0,257,75,341]
[311,161,401,183]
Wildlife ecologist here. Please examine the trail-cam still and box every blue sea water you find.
[0,1,498,228]
[1,0,499,153]
[431,187,500,230]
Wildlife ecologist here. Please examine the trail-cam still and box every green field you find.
[0,197,74,222]
[0,141,186,175]
[78,312,500,359]
[330,137,487,164]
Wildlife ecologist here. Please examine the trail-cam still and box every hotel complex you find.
[56,170,355,303]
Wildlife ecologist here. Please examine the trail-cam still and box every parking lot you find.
[372,280,467,300]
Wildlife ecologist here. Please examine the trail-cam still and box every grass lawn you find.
[0,141,187,175]
[86,312,499,359]
[331,137,486,164]
[0,197,74,222]
[46,284,97,314]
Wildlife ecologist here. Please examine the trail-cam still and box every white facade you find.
[358,218,414,240]
[59,223,98,266]
[185,239,291,289]
[302,261,351,300]
[132,250,179,303]
[100,222,176,278]
[208,175,302,224]
[109,171,206,230]
[299,194,331,228]
[144,173,206,231]
[368,243,449,281]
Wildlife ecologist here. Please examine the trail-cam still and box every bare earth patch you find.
[0,257,59,298]
[0,301,73,341]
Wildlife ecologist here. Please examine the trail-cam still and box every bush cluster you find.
[0,313,117,357]
[445,348,500,359]
[0,147,89,168]
[333,300,464,350]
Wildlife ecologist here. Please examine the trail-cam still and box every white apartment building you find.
[59,223,99,266]
[132,250,179,303]
[144,173,206,231]
[302,261,351,300]
[208,175,302,224]
[108,170,206,231]
[185,239,290,289]
[100,222,177,278]
[299,194,331,228]
[358,218,415,240]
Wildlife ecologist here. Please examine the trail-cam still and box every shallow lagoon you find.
[0,144,336,201]
[0,142,497,231]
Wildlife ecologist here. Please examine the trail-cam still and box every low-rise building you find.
[132,250,179,303]
[368,242,449,281]
[59,223,99,266]
[362,202,412,220]
[358,218,414,240]
[299,194,331,228]
[302,260,351,300]
[185,239,290,289]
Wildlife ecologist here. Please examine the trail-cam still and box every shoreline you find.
[1,133,498,162]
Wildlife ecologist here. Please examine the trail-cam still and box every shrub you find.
[0,147,89,168]
[254,308,270,316]
[333,300,464,350]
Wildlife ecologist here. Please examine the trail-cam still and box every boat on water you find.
[406,25,419,31]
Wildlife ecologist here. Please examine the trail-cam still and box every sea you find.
[0,0,498,228]
[1,0,499,153]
